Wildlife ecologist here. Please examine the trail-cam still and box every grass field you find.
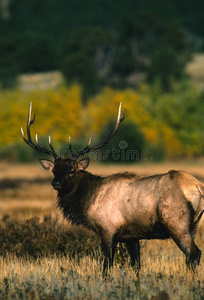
[0,161,203,299]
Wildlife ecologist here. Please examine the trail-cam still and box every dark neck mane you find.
[57,172,102,226]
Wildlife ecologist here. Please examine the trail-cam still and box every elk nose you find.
[52,179,62,190]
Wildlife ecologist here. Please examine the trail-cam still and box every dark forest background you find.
[1,0,204,95]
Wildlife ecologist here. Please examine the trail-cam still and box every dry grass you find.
[0,241,203,299]
[0,162,56,219]
[0,160,203,299]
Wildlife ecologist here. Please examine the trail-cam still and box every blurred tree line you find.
[0,0,204,95]
[0,83,203,162]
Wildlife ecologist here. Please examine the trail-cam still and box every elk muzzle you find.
[52,178,63,190]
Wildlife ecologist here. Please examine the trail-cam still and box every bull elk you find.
[21,102,204,275]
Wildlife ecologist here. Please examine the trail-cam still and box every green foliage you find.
[98,122,145,163]
[60,27,111,100]
[88,83,204,159]
[141,81,204,157]
[0,143,36,162]
[18,32,58,73]
[147,22,193,91]
[0,0,201,91]
[88,87,178,160]
[147,46,184,91]
[0,37,19,88]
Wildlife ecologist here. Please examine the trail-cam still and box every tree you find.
[147,22,192,91]
[60,27,112,100]
[0,36,20,88]
[18,32,58,73]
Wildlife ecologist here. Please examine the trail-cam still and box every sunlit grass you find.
[0,242,203,299]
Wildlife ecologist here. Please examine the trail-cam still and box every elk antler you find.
[21,102,59,159]
[69,102,126,159]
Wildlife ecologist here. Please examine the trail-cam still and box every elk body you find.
[21,103,204,275]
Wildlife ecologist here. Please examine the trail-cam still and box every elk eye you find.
[68,168,75,176]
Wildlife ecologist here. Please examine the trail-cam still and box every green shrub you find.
[98,122,145,163]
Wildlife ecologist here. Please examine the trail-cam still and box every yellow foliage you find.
[88,87,148,135]
[0,84,200,159]
[0,85,83,146]
[87,87,182,158]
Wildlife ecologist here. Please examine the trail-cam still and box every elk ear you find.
[77,158,90,170]
[39,159,54,170]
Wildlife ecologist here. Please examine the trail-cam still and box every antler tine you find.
[69,137,72,151]
[68,136,78,159]
[23,102,34,142]
[21,106,36,148]
[74,138,92,158]
[48,135,58,157]
[87,102,126,152]
[87,138,91,147]
[21,102,59,159]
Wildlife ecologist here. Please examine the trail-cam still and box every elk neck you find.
[56,171,103,227]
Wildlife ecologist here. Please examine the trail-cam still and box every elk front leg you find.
[125,239,140,275]
[101,234,117,276]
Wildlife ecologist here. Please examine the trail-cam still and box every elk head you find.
[21,102,126,191]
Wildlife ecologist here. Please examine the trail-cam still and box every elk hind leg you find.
[161,198,201,272]
[185,242,201,271]
[167,228,201,271]
[190,211,204,240]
